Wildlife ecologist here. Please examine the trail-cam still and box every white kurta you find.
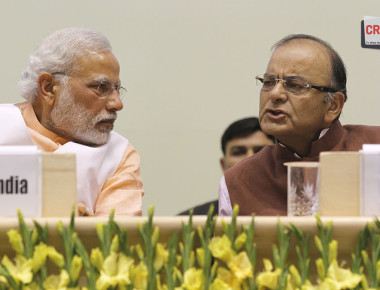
[0,103,128,214]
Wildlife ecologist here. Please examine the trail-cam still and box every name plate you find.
[0,146,41,217]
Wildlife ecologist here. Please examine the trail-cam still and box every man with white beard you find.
[0,27,144,216]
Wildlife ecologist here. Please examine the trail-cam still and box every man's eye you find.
[285,80,306,91]
[253,146,265,153]
[230,148,247,156]
[97,83,112,94]
[263,79,276,87]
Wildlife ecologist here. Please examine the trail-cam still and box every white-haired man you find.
[0,27,143,216]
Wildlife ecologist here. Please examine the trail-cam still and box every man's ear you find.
[220,157,227,173]
[37,73,58,106]
[324,92,345,124]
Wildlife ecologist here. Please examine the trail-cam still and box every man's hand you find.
[77,202,94,216]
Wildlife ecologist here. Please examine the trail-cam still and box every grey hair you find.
[323,92,334,103]
[18,27,112,101]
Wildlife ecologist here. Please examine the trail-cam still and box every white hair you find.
[18,27,112,101]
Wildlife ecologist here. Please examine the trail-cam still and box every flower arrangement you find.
[0,206,379,289]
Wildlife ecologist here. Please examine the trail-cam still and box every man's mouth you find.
[98,118,116,128]
[266,109,286,119]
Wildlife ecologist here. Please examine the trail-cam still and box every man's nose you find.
[269,81,288,103]
[246,149,255,158]
[106,90,124,111]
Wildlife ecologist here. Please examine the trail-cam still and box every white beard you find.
[46,85,116,146]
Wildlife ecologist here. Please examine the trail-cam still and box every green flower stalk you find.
[180,209,195,273]
[75,236,97,290]
[3,210,49,289]
[16,210,34,259]
[314,213,333,279]
[242,214,257,290]
[96,209,116,258]
[222,205,239,250]
[164,231,179,289]
[111,216,130,256]
[137,205,159,290]
[197,204,217,289]
[272,220,290,289]
[351,225,369,275]
[361,222,380,288]
[288,223,310,285]
[57,208,85,288]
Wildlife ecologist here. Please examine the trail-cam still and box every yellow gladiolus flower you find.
[156,273,165,290]
[149,205,154,217]
[90,247,104,271]
[288,265,301,288]
[214,267,241,289]
[263,259,273,272]
[110,235,119,253]
[47,246,65,268]
[209,278,231,290]
[234,232,247,251]
[7,229,24,255]
[57,221,63,234]
[154,243,169,271]
[362,250,369,265]
[43,269,70,290]
[32,243,64,272]
[96,252,134,290]
[376,260,380,281]
[22,281,40,290]
[1,255,33,285]
[256,259,281,289]
[70,255,83,283]
[31,228,39,245]
[196,248,205,268]
[209,235,234,263]
[173,266,183,282]
[221,219,228,234]
[135,244,144,260]
[176,254,182,267]
[96,223,104,238]
[182,267,204,290]
[233,204,240,216]
[0,275,8,285]
[300,282,318,290]
[152,226,160,245]
[359,273,378,290]
[316,258,325,281]
[329,240,338,263]
[31,243,48,272]
[314,236,323,253]
[322,259,361,289]
[227,251,253,280]
[132,261,148,290]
